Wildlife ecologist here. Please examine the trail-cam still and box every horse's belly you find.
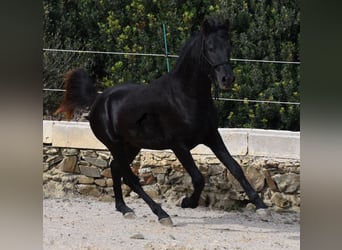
[124,129,172,150]
[117,121,170,150]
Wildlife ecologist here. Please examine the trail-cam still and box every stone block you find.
[97,151,111,160]
[141,174,156,185]
[43,120,53,144]
[215,180,232,191]
[80,150,97,158]
[101,168,112,178]
[79,165,101,178]
[219,128,249,156]
[58,156,77,173]
[151,166,168,175]
[263,169,278,191]
[143,184,161,200]
[155,174,166,184]
[190,144,212,155]
[245,166,265,192]
[214,194,236,210]
[207,164,224,176]
[62,149,79,156]
[51,121,106,149]
[104,187,114,196]
[61,175,78,183]
[271,192,291,208]
[99,195,114,202]
[78,176,94,184]
[95,179,107,187]
[106,178,113,187]
[206,157,221,165]
[248,130,300,159]
[76,184,101,197]
[46,155,63,167]
[83,157,108,168]
[45,148,59,155]
[190,129,248,156]
[272,173,300,193]
[43,163,49,172]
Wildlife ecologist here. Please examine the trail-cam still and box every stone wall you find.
[43,145,300,212]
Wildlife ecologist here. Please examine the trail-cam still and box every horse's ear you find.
[202,17,230,35]
[201,18,212,36]
[224,19,230,31]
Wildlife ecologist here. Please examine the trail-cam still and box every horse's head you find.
[201,17,235,90]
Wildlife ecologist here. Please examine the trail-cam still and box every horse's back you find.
[90,83,142,118]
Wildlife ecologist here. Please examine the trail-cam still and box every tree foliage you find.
[43,0,300,131]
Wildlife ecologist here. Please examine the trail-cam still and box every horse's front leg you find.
[204,130,267,209]
[172,146,205,208]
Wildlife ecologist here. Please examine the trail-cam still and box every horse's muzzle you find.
[218,74,235,90]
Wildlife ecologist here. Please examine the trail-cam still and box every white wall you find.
[43,120,300,159]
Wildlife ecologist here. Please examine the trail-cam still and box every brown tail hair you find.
[54,68,98,120]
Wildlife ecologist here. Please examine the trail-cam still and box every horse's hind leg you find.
[205,130,267,209]
[110,158,135,218]
[122,167,173,225]
[113,144,173,225]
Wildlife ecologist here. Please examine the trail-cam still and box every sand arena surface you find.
[43,197,300,250]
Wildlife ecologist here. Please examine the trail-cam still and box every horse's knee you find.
[110,161,120,175]
[123,173,140,186]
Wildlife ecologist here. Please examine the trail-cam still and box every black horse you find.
[55,17,267,226]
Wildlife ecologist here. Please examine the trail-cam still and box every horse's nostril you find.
[222,75,234,83]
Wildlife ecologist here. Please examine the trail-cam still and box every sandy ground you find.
[43,197,300,250]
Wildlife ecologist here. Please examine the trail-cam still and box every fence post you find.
[162,24,170,72]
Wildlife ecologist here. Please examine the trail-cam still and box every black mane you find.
[171,32,202,75]
[172,17,230,76]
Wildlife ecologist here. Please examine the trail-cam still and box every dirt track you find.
[43,197,300,250]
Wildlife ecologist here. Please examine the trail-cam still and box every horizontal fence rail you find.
[215,97,300,105]
[43,48,301,64]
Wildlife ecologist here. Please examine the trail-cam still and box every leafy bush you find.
[43,0,299,130]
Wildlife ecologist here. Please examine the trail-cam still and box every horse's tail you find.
[54,68,98,120]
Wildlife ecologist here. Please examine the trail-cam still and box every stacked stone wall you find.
[43,145,300,212]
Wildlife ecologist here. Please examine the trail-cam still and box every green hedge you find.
[43,0,300,131]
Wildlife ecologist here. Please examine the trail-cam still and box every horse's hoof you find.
[180,197,198,208]
[123,212,136,219]
[254,199,268,209]
[159,217,173,227]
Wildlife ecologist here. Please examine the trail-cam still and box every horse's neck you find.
[171,38,212,99]
[177,69,212,99]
